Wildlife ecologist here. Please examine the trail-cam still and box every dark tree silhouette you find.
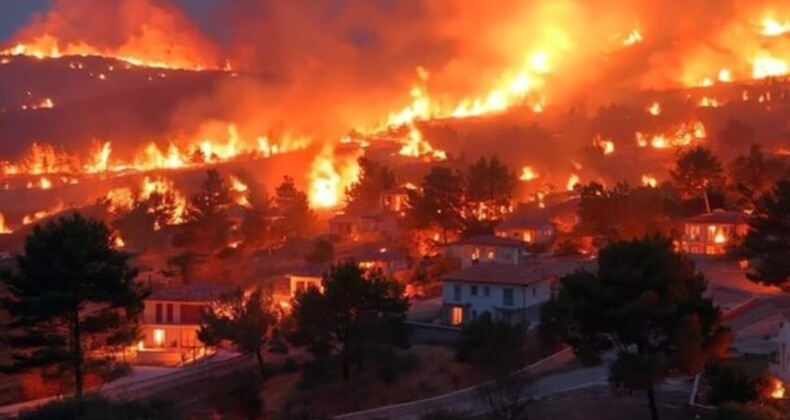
[727,145,787,211]
[742,179,790,289]
[173,169,233,252]
[671,146,724,213]
[1,214,147,399]
[465,156,517,222]
[345,157,397,215]
[407,167,466,242]
[540,236,726,420]
[275,176,315,239]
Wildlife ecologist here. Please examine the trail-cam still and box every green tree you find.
[1,214,147,399]
[456,312,527,374]
[742,179,790,289]
[275,176,315,239]
[198,286,276,378]
[345,157,397,215]
[728,145,787,211]
[671,146,724,213]
[407,167,466,242]
[290,261,409,381]
[465,156,516,222]
[540,235,725,420]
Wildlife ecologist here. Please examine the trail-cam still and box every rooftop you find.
[452,235,525,248]
[148,283,234,302]
[686,210,748,225]
[442,258,594,286]
[497,214,555,231]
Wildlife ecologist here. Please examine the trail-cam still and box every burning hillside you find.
[2,0,790,236]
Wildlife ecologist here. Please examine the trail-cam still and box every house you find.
[445,235,526,268]
[495,215,556,247]
[380,187,411,213]
[771,312,790,385]
[440,258,593,327]
[681,210,748,256]
[342,244,411,279]
[327,213,380,239]
[137,283,233,365]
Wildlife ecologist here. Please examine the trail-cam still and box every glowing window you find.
[153,328,165,347]
[450,307,463,326]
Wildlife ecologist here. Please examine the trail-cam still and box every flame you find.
[228,176,251,208]
[753,54,789,79]
[0,213,12,234]
[567,174,580,191]
[642,175,658,188]
[718,69,733,83]
[398,125,446,161]
[519,166,539,181]
[594,137,615,155]
[636,121,707,149]
[308,148,361,209]
[22,202,65,226]
[623,29,643,46]
[770,378,786,399]
[647,102,661,116]
[105,177,187,227]
[761,17,790,37]
[714,230,727,244]
[699,97,719,108]
[114,235,126,248]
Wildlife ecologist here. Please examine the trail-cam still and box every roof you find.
[341,244,409,262]
[442,258,594,286]
[285,262,331,278]
[497,215,554,231]
[148,283,234,302]
[685,210,748,225]
[452,235,525,248]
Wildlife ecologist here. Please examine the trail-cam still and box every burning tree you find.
[540,235,726,420]
[0,213,147,399]
[727,145,787,211]
[198,286,276,378]
[172,169,234,252]
[275,176,315,239]
[671,146,724,213]
[742,178,790,289]
[344,157,397,215]
[407,166,466,243]
[465,156,517,222]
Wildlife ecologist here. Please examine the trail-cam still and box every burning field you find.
[1,0,790,242]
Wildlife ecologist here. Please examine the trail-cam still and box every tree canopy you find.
[275,176,315,239]
[1,213,148,398]
[173,169,233,252]
[727,145,787,211]
[540,235,726,420]
[742,178,790,289]
[345,157,397,215]
[671,146,724,213]
[290,261,409,381]
[465,156,516,222]
[198,286,276,377]
[407,166,466,242]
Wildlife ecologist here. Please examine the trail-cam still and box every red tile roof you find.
[452,235,525,247]
[442,258,594,286]
[148,283,235,302]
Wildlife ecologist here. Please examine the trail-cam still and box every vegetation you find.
[727,145,787,211]
[112,187,179,250]
[407,166,466,242]
[172,169,233,252]
[1,214,148,399]
[465,156,517,222]
[705,362,775,406]
[17,395,176,420]
[456,312,527,373]
[742,178,790,289]
[275,175,315,239]
[198,286,276,377]
[671,146,725,213]
[305,239,335,264]
[345,157,397,215]
[290,261,410,381]
[540,235,727,420]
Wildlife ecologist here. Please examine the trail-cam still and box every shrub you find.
[18,395,176,420]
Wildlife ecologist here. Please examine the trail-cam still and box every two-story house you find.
[137,283,233,365]
[380,187,411,213]
[681,210,748,256]
[440,258,593,327]
[444,235,526,268]
[495,215,557,248]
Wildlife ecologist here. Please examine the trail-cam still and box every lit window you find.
[451,307,463,326]
[524,231,533,243]
[153,328,165,347]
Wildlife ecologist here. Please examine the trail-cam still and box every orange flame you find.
[770,378,786,399]
[308,148,361,209]
[519,166,539,181]
[642,175,658,188]
[0,213,12,234]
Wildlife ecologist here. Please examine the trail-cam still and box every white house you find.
[771,313,790,384]
[440,258,593,327]
[444,235,527,268]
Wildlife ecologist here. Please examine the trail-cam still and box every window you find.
[524,231,533,243]
[166,304,173,323]
[503,288,514,306]
[453,284,462,302]
[450,307,463,326]
[155,303,162,323]
[471,285,478,296]
[484,286,490,297]
[472,310,478,319]
[532,286,537,297]
[153,328,165,347]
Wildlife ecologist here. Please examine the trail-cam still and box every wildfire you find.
[114,235,126,249]
[22,202,65,226]
[752,54,789,79]
[0,213,12,234]
[105,177,188,227]
[519,166,539,181]
[594,137,615,155]
[699,97,719,108]
[567,174,580,191]
[623,29,643,46]
[770,378,786,399]
[761,17,790,37]
[713,230,727,244]
[648,102,661,116]
[228,176,251,208]
[642,175,658,188]
[308,148,361,209]
[636,121,706,149]
[398,126,446,161]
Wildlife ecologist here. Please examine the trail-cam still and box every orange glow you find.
[594,137,615,155]
[761,17,790,37]
[648,102,661,116]
[770,378,785,399]
[714,230,727,244]
[398,125,446,161]
[308,148,361,209]
[567,174,580,191]
[0,213,12,234]
[519,166,539,181]
[22,202,65,226]
[105,177,187,227]
[228,176,251,208]
[699,97,719,108]
[642,175,658,188]
[114,235,126,248]
[623,29,643,46]
[636,121,707,149]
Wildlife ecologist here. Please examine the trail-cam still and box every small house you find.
[495,215,557,247]
[440,258,593,327]
[445,235,526,268]
[681,210,748,256]
[380,187,411,213]
[137,283,233,365]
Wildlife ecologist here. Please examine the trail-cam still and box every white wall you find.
[442,278,555,322]
[447,244,522,268]
[143,300,183,324]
